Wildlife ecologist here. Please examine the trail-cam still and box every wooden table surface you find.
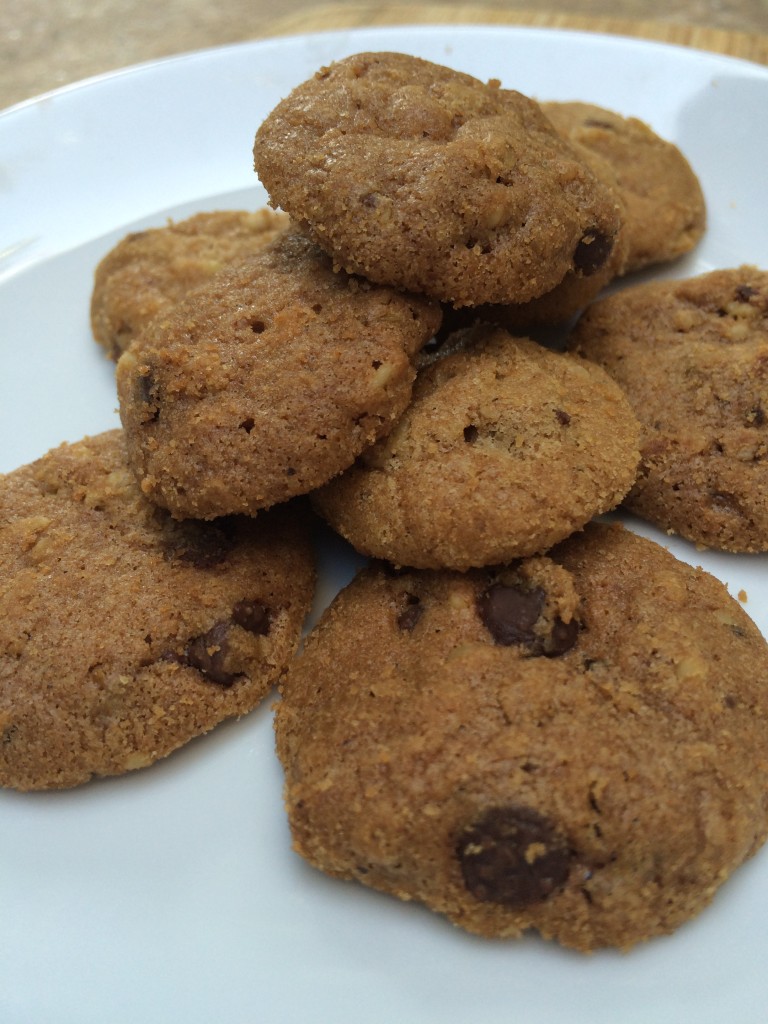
[1,0,766,112]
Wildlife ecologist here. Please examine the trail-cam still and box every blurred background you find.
[1,0,766,111]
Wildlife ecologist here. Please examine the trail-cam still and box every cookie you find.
[91,209,289,358]
[0,430,315,791]
[568,266,768,551]
[275,523,768,952]
[313,325,640,569]
[542,101,706,274]
[116,230,441,520]
[253,52,623,307]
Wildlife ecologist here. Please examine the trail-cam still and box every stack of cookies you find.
[2,51,768,955]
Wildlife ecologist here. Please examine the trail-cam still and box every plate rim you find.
[2,21,767,121]
[1,23,768,1024]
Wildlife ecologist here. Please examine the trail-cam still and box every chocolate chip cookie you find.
[253,52,623,307]
[0,429,315,791]
[91,209,289,358]
[568,266,768,551]
[116,230,441,520]
[542,101,706,274]
[275,523,768,951]
[313,325,640,569]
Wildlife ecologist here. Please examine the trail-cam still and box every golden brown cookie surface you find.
[569,266,768,551]
[313,325,640,569]
[542,101,706,274]
[0,430,315,791]
[254,53,623,307]
[116,230,441,520]
[275,523,768,952]
[91,209,289,358]
[469,223,629,333]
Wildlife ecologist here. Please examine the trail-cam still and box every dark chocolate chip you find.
[554,408,571,426]
[162,520,235,569]
[478,583,546,647]
[735,284,758,302]
[573,230,613,276]
[463,424,479,443]
[478,583,579,656]
[232,600,271,636]
[457,806,571,907]
[397,594,423,632]
[184,622,239,686]
[545,617,580,657]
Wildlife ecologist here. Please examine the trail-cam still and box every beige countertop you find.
[1,0,767,112]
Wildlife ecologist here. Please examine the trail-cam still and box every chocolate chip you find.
[545,617,580,656]
[397,594,423,632]
[463,424,479,443]
[232,600,271,636]
[478,583,546,647]
[184,623,239,686]
[478,583,579,657]
[573,230,613,276]
[457,806,571,907]
[162,520,235,568]
[554,408,571,426]
[735,284,758,302]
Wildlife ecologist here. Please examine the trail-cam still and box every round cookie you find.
[568,266,768,551]
[275,523,768,952]
[253,52,623,307]
[91,209,289,358]
[116,230,441,520]
[0,430,315,791]
[313,325,640,569]
[541,101,706,274]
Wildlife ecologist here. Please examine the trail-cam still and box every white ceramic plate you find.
[1,26,767,1024]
